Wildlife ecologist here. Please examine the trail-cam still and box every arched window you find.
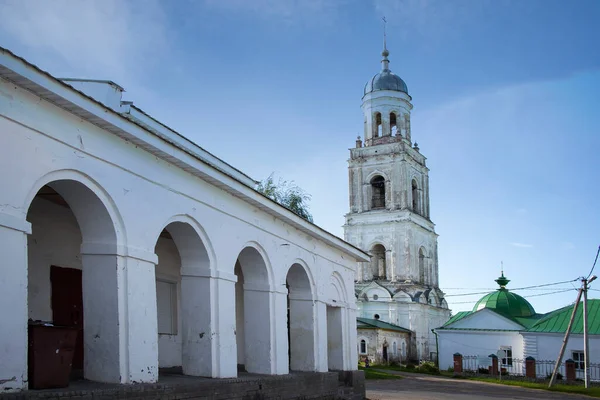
[360,339,367,354]
[393,341,397,356]
[371,176,385,209]
[401,341,406,359]
[419,247,426,284]
[390,113,397,136]
[371,244,386,280]
[412,179,420,214]
[375,112,382,137]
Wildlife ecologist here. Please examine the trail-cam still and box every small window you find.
[360,339,367,354]
[156,279,177,335]
[375,113,382,137]
[411,179,420,213]
[393,341,397,355]
[499,346,512,366]
[371,176,385,209]
[573,351,585,370]
[390,113,397,136]
[401,341,406,358]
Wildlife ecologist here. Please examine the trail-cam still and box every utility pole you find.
[548,287,582,388]
[583,275,597,389]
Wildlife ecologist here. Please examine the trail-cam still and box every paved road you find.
[366,371,594,400]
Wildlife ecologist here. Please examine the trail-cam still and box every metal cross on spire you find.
[382,16,388,51]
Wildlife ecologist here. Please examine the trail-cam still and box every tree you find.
[256,173,314,223]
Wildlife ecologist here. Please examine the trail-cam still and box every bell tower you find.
[345,38,450,361]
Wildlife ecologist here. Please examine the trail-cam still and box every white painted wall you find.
[0,56,367,392]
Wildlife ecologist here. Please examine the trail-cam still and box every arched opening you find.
[411,179,420,214]
[392,341,398,359]
[327,276,345,371]
[286,263,315,371]
[370,244,386,280]
[360,339,367,354]
[26,181,120,383]
[401,341,406,360]
[390,113,397,136]
[375,112,382,137]
[419,248,426,284]
[235,246,272,374]
[154,221,211,376]
[371,176,385,209]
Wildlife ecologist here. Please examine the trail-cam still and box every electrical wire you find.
[586,245,600,279]
[444,279,578,298]
[448,288,575,305]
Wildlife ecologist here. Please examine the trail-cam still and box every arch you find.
[390,112,398,136]
[411,178,420,214]
[419,247,426,284]
[24,169,126,248]
[359,337,368,355]
[327,272,347,371]
[153,217,214,377]
[374,112,382,137]
[25,174,125,383]
[286,262,316,371]
[152,214,215,273]
[392,341,398,357]
[370,244,387,280]
[235,244,273,374]
[329,271,348,305]
[370,175,386,209]
[401,340,407,359]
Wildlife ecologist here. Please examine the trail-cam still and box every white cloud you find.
[0,0,169,92]
[510,242,533,248]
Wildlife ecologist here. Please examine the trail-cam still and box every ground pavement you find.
[367,370,595,400]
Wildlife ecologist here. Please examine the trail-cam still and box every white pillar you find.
[0,214,30,392]
[124,251,159,383]
[345,306,358,370]
[288,294,316,371]
[80,244,159,384]
[273,288,289,374]
[212,271,237,378]
[243,283,273,374]
[326,306,344,371]
[180,268,213,377]
[314,300,329,372]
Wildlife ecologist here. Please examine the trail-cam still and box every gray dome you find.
[364,70,408,95]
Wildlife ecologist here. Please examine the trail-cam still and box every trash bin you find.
[28,323,79,389]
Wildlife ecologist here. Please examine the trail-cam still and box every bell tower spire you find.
[382,16,390,71]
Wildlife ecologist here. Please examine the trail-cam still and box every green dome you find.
[472,273,536,318]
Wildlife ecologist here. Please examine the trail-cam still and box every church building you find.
[345,42,451,362]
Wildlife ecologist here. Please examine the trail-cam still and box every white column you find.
[288,293,316,371]
[125,250,159,383]
[386,250,393,281]
[212,271,237,378]
[243,283,273,374]
[314,300,329,372]
[80,243,159,384]
[0,214,30,392]
[273,288,289,374]
[180,268,213,377]
[345,305,358,370]
[326,306,344,371]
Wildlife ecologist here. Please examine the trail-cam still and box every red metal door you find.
[50,266,83,370]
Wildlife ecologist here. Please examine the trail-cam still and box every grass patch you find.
[372,363,441,376]
[358,366,403,380]
[459,376,600,397]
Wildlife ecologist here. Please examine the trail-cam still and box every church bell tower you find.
[345,38,450,361]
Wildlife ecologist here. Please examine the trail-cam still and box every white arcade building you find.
[0,47,369,392]
[344,43,451,361]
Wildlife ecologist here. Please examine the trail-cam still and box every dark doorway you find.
[382,345,388,362]
[50,266,83,371]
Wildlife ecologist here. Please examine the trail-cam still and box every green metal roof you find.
[527,299,600,334]
[357,318,412,333]
[472,273,536,318]
[442,311,472,327]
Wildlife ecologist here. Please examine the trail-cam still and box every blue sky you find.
[1,0,599,314]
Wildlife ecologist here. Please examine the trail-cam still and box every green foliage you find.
[256,174,313,223]
[415,361,440,375]
[358,366,403,380]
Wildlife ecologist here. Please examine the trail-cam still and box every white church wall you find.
[525,332,600,364]
[0,62,365,392]
[449,310,524,331]
[437,330,523,371]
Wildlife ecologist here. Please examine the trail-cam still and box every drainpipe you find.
[431,329,440,369]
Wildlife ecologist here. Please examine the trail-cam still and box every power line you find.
[444,279,578,298]
[586,245,600,279]
[448,288,575,305]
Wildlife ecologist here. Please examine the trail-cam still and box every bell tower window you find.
[371,244,387,280]
[419,247,426,284]
[374,112,382,137]
[390,113,397,136]
[371,176,385,209]
[411,179,420,214]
